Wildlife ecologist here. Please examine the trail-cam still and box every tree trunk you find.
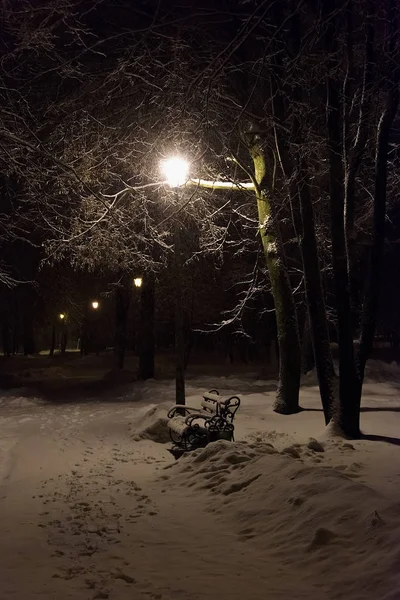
[80,316,88,355]
[301,317,314,375]
[251,145,301,414]
[60,327,67,354]
[268,14,336,423]
[358,0,399,382]
[138,272,155,380]
[174,221,185,406]
[115,276,131,370]
[2,324,11,358]
[49,324,56,357]
[325,0,360,437]
[297,162,336,424]
[23,319,35,356]
[344,0,374,323]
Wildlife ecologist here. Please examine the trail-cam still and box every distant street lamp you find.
[59,313,67,354]
[134,277,143,288]
[91,301,99,310]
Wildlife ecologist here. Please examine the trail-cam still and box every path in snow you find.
[0,377,399,599]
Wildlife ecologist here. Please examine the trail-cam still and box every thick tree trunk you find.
[325,0,360,437]
[344,0,374,323]
[138,272,155,380]
[297,164,336,424]
[267,2,336,419]
[268,9,336,421]
[358,0,399,382]
[251,146,301,414]
[271,79,336,421]
[301,318,314,374]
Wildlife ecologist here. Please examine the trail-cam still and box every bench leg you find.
[168,447,185,460]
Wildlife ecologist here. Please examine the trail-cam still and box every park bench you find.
[200,390,241,423]
[167,390,241,458]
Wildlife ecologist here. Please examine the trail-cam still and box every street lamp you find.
[134,277,143,288]
[160,156,189,188]
[160,154,255,191]
[159,155,255,408]
[91,301,99,310]
[58,313,67,354]
[160,156,188,407]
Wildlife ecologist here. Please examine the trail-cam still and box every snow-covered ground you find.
[0,366,399,599]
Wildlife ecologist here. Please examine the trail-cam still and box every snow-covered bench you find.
[166,390,240,458]
[200,390,240,423]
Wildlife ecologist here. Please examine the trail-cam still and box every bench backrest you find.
[202,391,241,421]
[201,398,219,413]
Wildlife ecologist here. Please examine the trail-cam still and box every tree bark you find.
[268,1,336,420]
[358,0,399,381]
[250,144,301,414]
[115,275,131,370]
[344,0,375,319]
[301,317,314,375]
[325,0,361,437]
[138,271,156,380]
[60,329,67,354]
[297,162,336,424]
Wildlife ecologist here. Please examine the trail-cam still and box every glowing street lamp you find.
[160,156,189,188]
[160,155,255,191]
[59,313,66,320]
[91,301,99,310]
[158,154,255,408]
[159,156,189,406]
[134,277,143,288]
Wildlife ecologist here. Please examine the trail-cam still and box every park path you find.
[0,400,258,600]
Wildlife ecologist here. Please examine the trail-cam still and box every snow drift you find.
[166,439,400,599]
[130,403,170,443]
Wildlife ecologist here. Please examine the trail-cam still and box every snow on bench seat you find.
[201,391,241,422]
[167,416,190,436]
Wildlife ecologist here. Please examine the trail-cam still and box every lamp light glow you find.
[160,157,189,188]
[91,301,99,310]
[59,313,65,320]
[134,277,143,288]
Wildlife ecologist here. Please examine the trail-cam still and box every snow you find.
[0,369,400,599]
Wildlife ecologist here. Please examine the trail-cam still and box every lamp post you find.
[91,301,100,355]
[159,156,255,405]
[160,157,190,406]
[132,276,142,361]
[59,312,67,354]
[49,312,67,357]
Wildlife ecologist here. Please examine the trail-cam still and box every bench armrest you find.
[167,405,200,419]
